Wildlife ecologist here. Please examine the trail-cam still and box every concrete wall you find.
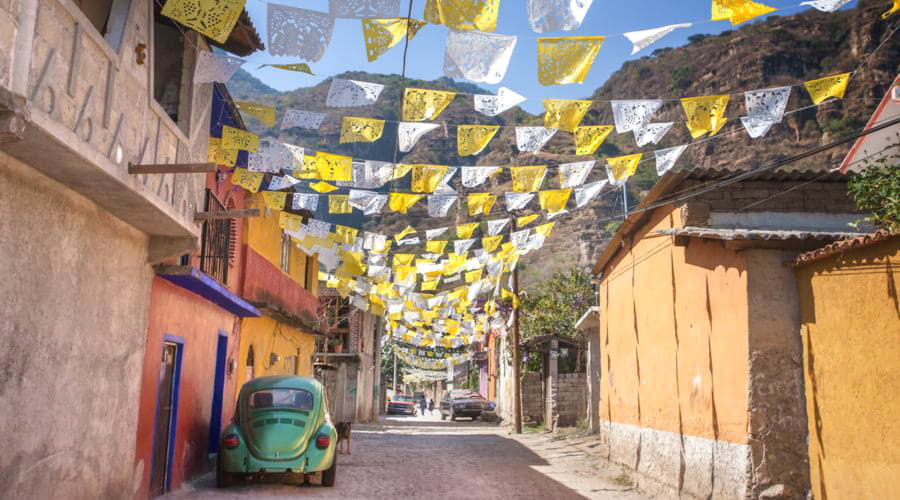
[234,316,317,398]
[745,250,810,498]
[521,372,542,423]
[132,277,239,500]
[0,151,152,499]
[557,372,586,427]
[795,237,900,499]
[597,205,752,499]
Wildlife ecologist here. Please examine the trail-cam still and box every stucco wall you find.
[745,250,810,497]
[795,237,900,499]
[132,277,240,500]
[597,205,752,499]
[234,316,317,398]
[0,151,152,499]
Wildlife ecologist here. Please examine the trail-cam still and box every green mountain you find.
[226,0,898,287]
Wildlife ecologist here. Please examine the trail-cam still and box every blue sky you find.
[241,0,856,113]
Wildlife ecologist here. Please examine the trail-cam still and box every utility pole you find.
[511,263,523,434]
[392,349,398,393]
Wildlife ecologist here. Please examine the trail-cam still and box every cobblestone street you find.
[165,413,651,500]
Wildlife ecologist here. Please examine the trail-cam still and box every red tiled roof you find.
[792,230,897,266]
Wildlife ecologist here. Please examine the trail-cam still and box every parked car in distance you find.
[439,389,485,421]
[387,394,418,415]
[217,376,337,488]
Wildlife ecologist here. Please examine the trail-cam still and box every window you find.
[304,255,317,290]
[75,0,113,35]
[246,345,255,381]
[153,4,185,122]
[199,190,230,285]
[249,389,313,411]
[280,233,291,273]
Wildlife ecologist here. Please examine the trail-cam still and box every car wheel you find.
[321,455,337,487]
[440,411,446,421]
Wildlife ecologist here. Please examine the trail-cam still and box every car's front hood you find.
[452,399,484,406]
[245,410,316,461]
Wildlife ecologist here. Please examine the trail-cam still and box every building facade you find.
[793,231,900,499]
[592,166,865,499]
[0,0,258,497]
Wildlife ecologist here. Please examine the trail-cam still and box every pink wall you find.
[133,278,240,499]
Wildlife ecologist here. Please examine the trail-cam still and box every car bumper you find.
[387,407,416,414]
[218,424,336,474]
[452,409,483,417]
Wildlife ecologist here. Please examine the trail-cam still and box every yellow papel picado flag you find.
[711,0,776,26]
[537,36,605,86]
[235,101,276,128]
[161,0,245,43]
[394,225,417,241]
[259,63,313,75]
[340,117,385,144]
[328,195,352,214]
[334,225,358,244]
[517,214,540,227]
[534,222,556,237]
[309,181,337,193]
[231,168,264,193]
[263,191,287,210]
[315,152,353,181]
[362,18,427,62]
[208,138,238,166]
[221,125,259,152]
[457,125,499,156]
[804,73,851,105]
[607,154,643,183]
[884,0,899,18]
[538,189,572,214]
[468,193,497,216]
[295,154,318,179]
[424,0,500,32]
[456,222,479,239]
[511,166,547,192]
[389,193,424,213]
[403,88,456,122]
[481,235,503,253]
[411,165,450,193]
[279,211,303,232]
[543,99,593,133]
[574,125,613,155]
[681,95,730,138]
[426,240,448,254]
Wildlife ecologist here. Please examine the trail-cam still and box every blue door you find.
[208,332,228,454]
[150,336,184,497]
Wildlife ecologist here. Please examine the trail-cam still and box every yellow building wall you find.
[245,193,318,294]
[598,205,750,443]
[235,316,318,394]
[795,237,900,500]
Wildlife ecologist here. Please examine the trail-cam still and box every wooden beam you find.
[128,162,217,174]
[193,208,260,221]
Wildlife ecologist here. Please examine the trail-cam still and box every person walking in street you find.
[419,396,426,416]
[428,398,435,415]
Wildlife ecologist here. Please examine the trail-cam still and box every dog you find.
[335,422,352,455]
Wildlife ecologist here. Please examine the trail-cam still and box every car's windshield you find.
[393,395,414,402]
[249,388,314,411]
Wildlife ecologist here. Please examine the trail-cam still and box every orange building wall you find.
[133,278,240,500]
[795,237,900,499]
[598,206,750,444]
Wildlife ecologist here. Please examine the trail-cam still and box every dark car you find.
[387,394,418,415]
[439,389,485,421]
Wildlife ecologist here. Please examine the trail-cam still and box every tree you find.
[847,151,900,232]
[519,268,594,343]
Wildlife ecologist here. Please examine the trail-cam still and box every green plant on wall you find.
[847,150,899,232]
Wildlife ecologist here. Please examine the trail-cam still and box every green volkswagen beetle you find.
[217,376,337,487]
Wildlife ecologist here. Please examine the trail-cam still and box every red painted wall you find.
[241,247,318,322]
[133,278,240,499]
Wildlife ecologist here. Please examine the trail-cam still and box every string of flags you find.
[168,0,881,92]
[164,0,896,357]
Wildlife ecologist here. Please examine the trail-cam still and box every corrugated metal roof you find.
[656,227,863,241]
[792,230,898,266]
